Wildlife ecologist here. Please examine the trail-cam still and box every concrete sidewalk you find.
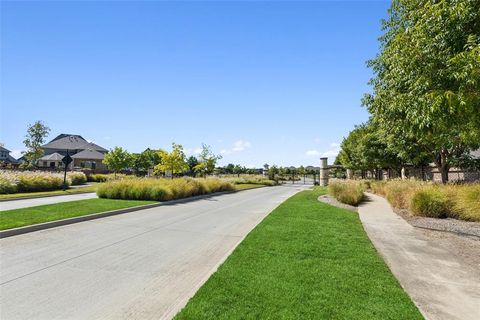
[0,193,97,211]
[358,192,480,320]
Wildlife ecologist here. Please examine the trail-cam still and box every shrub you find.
[328,179,365,206]
[67,172,87,185]
[409,187,450,218]
[97,177,235,201]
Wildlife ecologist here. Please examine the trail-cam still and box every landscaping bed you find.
[175,187,422,319]
[0,170,88,194]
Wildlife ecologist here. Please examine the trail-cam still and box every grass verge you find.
[234,183,265,191]
[175,187,422,319]
[0,185,98,200]
[0,198,155,230]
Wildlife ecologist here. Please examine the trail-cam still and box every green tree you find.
[233,164,243,177]
[187,156,199,176]
[268,165,278,180]
[194,144,222,177]
[364,0,480,183]
[103,147,132,177]
[298,165,306,183]
[154,143,188,178]
[131,151,153,176]
[23,120,50,167]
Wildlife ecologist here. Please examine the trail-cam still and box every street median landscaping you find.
[96,177,235,201]
[175,187,422,319]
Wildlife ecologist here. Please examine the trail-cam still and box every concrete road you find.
[0,185,307,320]
[359,193,480,320]
[0,193,97,211]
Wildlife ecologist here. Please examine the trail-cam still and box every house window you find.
[43,161,47,167]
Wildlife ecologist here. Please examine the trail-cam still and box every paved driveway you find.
[0,185,307,320]
[0,193,97,211]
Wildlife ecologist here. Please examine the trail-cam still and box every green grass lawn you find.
[234,183,265,190]
[175,187,422,319]
[0,198,155,230]
[0,184,98,200]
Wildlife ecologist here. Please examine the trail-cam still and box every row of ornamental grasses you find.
[370,180,480,221]
[97,177,235,201]
[327,179,366,206]
[0,170,87,194]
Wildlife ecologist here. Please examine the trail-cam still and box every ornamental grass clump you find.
[447,183,480,222]
[97,177,235,201]
[67,172,87,185]
[328,179,365,206]
[383,179,423,209]
[409,187,450,218]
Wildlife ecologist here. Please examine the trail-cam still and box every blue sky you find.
[0,0,389,167]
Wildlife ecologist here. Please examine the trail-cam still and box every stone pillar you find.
[319,157,329,186]
[346,169,353,180]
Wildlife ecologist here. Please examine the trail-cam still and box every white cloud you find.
[185,147,203,156]
[232,140,251,152]
[10,150,23,159]
[305,142,341,159]
[305,150,321,156]
[222,140,252,154]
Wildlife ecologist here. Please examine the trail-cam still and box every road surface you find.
[0,185,307,320]
[0,193,97,211]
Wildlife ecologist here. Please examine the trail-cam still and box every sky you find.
[0,0,390,168]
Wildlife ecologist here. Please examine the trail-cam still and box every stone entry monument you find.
[319,157,329,186]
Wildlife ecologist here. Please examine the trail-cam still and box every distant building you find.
[38,134,108,171]
[0,146,19,165]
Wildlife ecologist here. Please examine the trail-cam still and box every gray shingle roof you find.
[38,152,64,161]
[71,148,105,160]
[42,134,107,152]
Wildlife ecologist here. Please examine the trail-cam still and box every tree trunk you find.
[435,151,449,184]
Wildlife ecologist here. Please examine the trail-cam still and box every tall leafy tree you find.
[194,144,222,177]
[364,0,480,183]
[186,156,199,176]
[131,151,153,176]
[154,143,188,178]
[103,147,132,177]
[23,120,50,167]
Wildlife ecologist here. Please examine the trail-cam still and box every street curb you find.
[0,191,96,202]
[0,186,268,239]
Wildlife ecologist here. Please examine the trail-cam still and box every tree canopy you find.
[361,0,480,182]
[23,120,50,167]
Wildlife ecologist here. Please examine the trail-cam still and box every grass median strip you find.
[0,185,98,200]
[175,187,422,319]
[0,198,155,230]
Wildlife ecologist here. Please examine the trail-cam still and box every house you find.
[38,134,108,171]
[0,146,19,165]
